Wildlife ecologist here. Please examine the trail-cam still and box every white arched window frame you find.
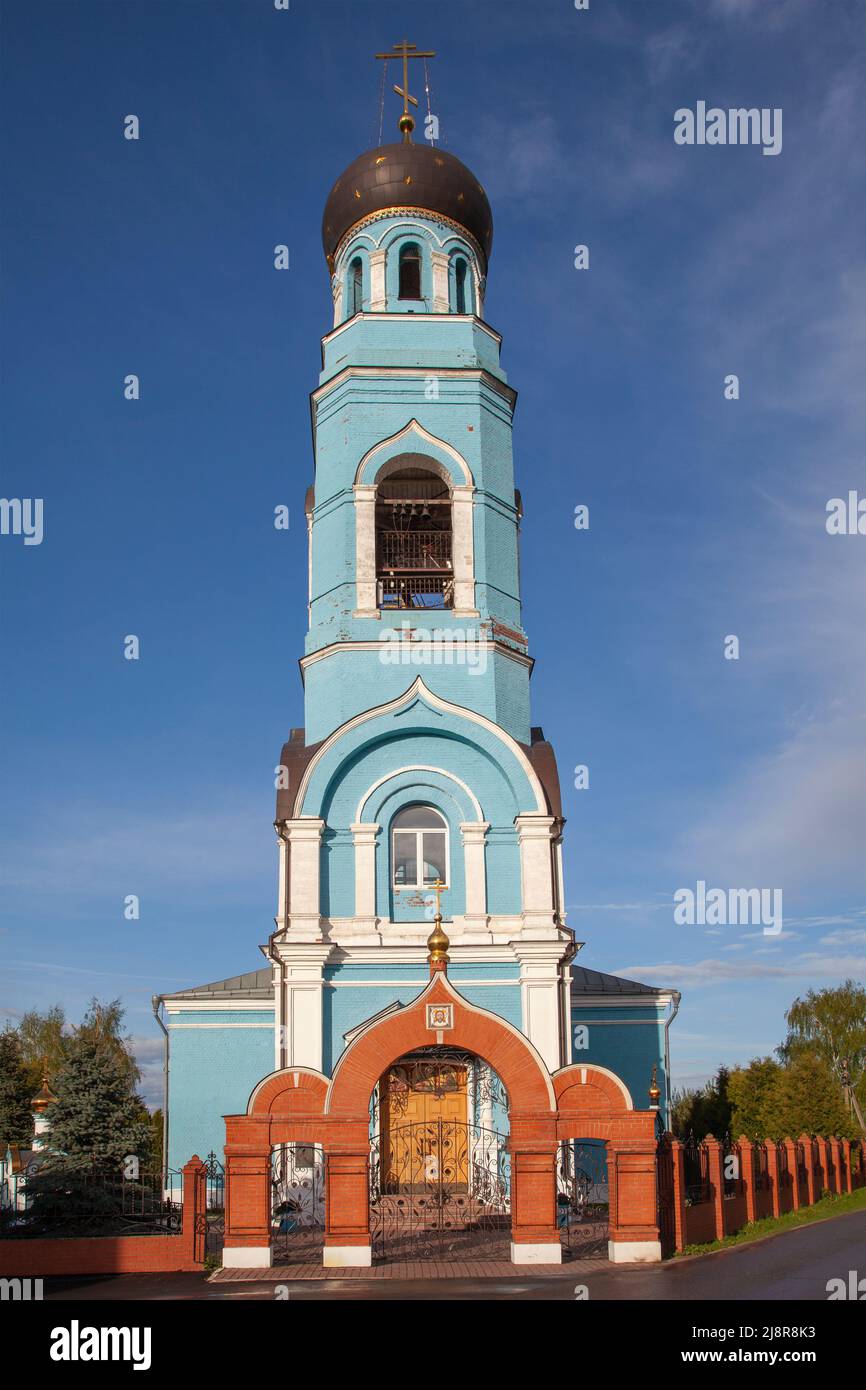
[353,440,478,619]
[391,805,449,890]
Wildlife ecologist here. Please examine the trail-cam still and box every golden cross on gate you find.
[374,37,436,142]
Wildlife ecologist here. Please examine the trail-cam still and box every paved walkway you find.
[212,1254,603,1282]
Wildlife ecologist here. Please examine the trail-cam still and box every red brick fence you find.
[0,1156,208,1278]
[659,1133,865,1255]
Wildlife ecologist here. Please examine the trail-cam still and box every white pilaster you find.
[451,485,478,617]
[353,483,378,616]
[512,940,567,1072]
[460,820,489,929]
[283,817,325,935]
[515,814,558,934]
[369,250,387,312]
[274,941,334,1071]
[351,822,379,920]
[431,250,450,313]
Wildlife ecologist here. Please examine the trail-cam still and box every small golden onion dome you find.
[32,1069,58,1113]
[426,915,450,967]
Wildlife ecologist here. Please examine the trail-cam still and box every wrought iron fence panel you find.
[0,1162,183,1239]
[683,1133,711,1205]
[754,1142,771,1192]
[722,1133,743,1198]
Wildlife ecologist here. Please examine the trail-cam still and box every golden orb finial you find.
[648,1063,661,1108]
[427,879,450,972]
[32,1060,58,1113]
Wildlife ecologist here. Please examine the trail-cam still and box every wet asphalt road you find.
[38,1209,866,1301]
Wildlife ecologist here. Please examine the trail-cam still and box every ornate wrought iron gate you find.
[656,1133,676,1257]
[369,1119,511,1260]
[201,1152,225,1259]
[557,1140,610,1257]
[271,1142,325,1263]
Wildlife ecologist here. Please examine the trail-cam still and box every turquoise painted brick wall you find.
[570,1005,669,1117]
[166,1011,274,1173]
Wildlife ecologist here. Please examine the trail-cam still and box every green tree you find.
[147,1109,165,1172]
[0,1027,35,1147]
[75,998,141,1085]
[779,980,866,1134]
[774,1054,855,1140]
[728,1057,785,1139]
[17,1004,67,1085]
[671,1066,733,1139]
[44,1031,150,1169]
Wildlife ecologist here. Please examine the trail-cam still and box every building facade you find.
[155,110,678,1268]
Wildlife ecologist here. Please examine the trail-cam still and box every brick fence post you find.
[671,1137,686,1253]
[181,1155,206,1267]
[816,1136,830,1195]
[704,1134,725,1241]
[738,1136,756,1223]
[766,1140,781,1219]
[783,1138,800,1210]
[799,1134,816,1205]
[841,1138,853,1194]
[829,1137,842,1194]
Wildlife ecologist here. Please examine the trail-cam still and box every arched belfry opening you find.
[375,465,453,609]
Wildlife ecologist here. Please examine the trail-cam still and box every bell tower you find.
[271,44,574,1080]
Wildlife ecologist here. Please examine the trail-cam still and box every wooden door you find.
[380,1063,468,1191]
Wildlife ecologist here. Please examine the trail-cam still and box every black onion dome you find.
[322,142,493,271]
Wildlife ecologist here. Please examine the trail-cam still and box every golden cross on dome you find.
[431,877,447,918]
[374,38,436,143]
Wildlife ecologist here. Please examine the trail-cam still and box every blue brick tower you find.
[155,78,677,1186]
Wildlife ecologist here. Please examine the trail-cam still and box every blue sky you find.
[1,0,864,1106]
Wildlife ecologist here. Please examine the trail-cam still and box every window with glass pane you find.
[391,806,448,889]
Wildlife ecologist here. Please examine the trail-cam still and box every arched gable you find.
[325,973,556,1117]
[295,677,545,821]
[355,420,473,488]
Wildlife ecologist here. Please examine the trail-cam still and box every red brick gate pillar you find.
[223,1145,272,1268]
[323,1123,371,1268]
[509,1117,561,1264]
[607,1140,662,1263]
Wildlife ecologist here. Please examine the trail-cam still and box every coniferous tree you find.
[0,1027,35,1147]
[44,1031,150,1170]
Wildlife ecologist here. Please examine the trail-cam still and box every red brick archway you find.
[321,973,559,1266]
[554,1064,661,1263]
[221,979,661,1268]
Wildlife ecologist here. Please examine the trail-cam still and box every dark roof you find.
[322,142,493,270]
[570,966,669,998]
[161,968,273,1002]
